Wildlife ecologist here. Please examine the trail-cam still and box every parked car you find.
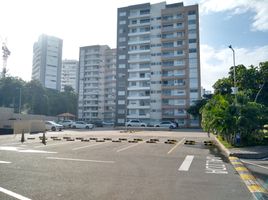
[147,120,161,127]
[154,121,177,129]
[91,120,103,127]
[45,121,63,131]
[58,120,74,128]
[125,119,147,127]
[102,121,114,127]
[72,121,94,129]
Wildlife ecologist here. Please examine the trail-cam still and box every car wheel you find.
[169,125,174,129]
[86,126,89,129]
[59,128,62,131]
[127,125,131,127]
[141,125,145,127]
[156,125,160,127]
[51,127,56,131]
[72,126,76,129]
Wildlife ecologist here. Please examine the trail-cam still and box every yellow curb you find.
[248,185,267,193]
[240,174,256,180]
[231,161,243,165]
[229,156,238,160]
[235,167,248,172]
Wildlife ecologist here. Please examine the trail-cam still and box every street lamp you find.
[16,87,22,113]
[228,45,237,102]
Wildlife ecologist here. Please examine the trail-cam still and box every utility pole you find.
[228,45,237,103]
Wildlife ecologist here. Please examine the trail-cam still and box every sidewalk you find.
[213,135,268,159]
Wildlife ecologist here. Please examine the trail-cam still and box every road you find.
[0,129,254,200]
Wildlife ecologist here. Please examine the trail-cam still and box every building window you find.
[118,100,125,105]
[188,10,196,15]
[119,37,126,42]
[118,109,125,114]
[119,12,127,17]
[118,64,126,68]
[118,119,125,123]
[189,39,196,43]
[119,20,126,25]
[119,55,126,59]
[118,91,125,96]
[188,19,196,25]
[189,48,197,53]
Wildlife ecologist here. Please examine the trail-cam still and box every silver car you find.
[154,121,177,129]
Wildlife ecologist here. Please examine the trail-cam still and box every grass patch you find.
[217,135,234,148]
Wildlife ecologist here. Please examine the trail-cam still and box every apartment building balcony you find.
[127,95,150,100]
[128,77,150,81]
[127,114,150,119]
[127,86,150,91]
[128,40,150,45]
[161,54,186,61]
[128,13,150,19]
[161,74,186,80]
[161,85,186,90]
[128,67,150,72]
[161,26,185,33]
[128,31,150,37]
[127,105,150,109]
[128,22,150,28]
[161,94,187,99]
[128,49,150,54]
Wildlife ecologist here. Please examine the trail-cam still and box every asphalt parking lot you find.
[0,129,254,200]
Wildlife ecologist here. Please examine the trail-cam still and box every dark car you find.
[91,121,103,127]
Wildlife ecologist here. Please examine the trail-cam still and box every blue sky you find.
[0,0,268,91]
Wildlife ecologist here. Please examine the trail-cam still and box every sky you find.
[0,0,268,91]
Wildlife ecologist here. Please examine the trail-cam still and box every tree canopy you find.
[0,77,77,116]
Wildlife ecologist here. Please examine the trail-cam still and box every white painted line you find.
[72,142,108,151]
[178,155,194,171]
[241,160,268,170]
[167,138,185,154]
[116,142,145,153]
[47,157,115,164]
[0,186,31,200]
[0,161,11,164]
[34,141,78,148]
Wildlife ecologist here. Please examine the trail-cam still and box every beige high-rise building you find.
[115,2,201,127]
[61,59,79,93]
[78,45,116,122]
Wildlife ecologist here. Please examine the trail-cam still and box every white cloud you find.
[201,44,268,91]
[200,0,268,32]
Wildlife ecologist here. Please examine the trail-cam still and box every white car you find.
[58,120,74,128]
[45,121,63,131]
[125,119,147,127]
[154,121,177,129]
[71,121,94,129]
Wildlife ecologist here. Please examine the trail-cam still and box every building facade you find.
[32,34,63,90]
[61,59,79,93]
[115,2,201,127]
[78,45,116,122]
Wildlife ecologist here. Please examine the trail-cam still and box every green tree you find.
[24,80,49,115]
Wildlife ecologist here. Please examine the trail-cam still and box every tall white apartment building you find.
[115,2,201,127]
[78,45,116,122]
[32,34,63,90]
[61,59,79,93]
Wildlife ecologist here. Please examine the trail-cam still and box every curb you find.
[213,136,268,200]
[229,157,268,200]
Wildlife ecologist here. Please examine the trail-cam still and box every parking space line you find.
[178,155,194,171]
[116,142,145,153]
[34,141,79,148]
[72,142,109,151]
[241,160,268,170]
[167,138,185,154]
[46,157,115,164]
[0,160,11,164]
[0,186,31,200]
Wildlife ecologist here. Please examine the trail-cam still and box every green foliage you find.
[0,76,77,116]
[202,61,268,146]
